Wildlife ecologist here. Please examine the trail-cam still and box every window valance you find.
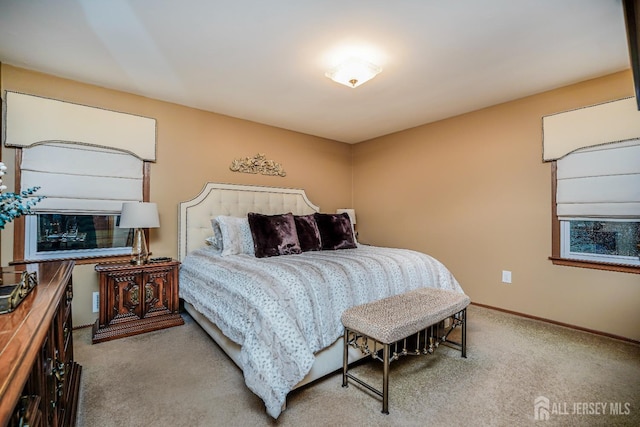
[542,97,640,162]
[3,91,156,162]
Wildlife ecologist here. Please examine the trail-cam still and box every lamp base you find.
[130,228,149,265]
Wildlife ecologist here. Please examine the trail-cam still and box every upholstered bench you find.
[341,287,470,414]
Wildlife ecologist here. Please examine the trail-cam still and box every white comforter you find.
[179,245,463,418]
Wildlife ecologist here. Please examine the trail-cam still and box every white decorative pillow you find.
[216,215,255,256]
[206,218,224,249]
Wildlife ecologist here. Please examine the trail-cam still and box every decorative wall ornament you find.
[230,153,286,177]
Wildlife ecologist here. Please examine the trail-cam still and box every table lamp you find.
[119,202,160,264]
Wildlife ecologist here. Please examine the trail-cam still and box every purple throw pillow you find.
[294,214,322,252]
[314,212,357,250]
[248,212,302,258]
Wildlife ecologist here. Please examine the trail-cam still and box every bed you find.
[177,183,464,418]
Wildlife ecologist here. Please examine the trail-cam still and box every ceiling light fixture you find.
[325,57,382,88]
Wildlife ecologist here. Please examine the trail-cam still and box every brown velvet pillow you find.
[314,212,357,250]
[294,214,322,252]
[248,212,302,258]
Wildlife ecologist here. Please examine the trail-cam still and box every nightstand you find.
[92,259,184,343]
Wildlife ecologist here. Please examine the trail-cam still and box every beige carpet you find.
[73,305,640,426]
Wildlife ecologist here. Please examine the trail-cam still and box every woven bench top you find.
[341,287,470,344]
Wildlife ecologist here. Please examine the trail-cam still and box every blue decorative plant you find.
[0,162,43,229]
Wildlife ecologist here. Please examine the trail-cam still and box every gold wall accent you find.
[230,153,286,177]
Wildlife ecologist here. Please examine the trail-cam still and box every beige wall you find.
[2,64,638,341]
[0,64,352,326]
[353,70,640,341]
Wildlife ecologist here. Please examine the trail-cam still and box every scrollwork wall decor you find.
[229,153,287,177]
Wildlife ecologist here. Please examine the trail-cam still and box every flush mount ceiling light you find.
[325,57,382,88]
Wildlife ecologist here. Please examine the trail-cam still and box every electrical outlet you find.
[501,270,512,284]
[92,292,99,313]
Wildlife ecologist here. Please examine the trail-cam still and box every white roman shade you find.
[4,91,156,161]
[21,143,143,213]
[542,97,640,162]
[556,139,640,219]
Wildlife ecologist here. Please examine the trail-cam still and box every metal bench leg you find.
[461,308,467,358]
[382,343,390,414]
[342,328,349,387]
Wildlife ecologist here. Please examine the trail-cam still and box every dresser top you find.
[95,259,180,272]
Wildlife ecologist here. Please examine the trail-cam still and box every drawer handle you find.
[145,284,154,301]
[53,360,65,382]
[130,286,140,305]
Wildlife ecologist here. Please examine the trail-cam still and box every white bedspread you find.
[179,245,463,418]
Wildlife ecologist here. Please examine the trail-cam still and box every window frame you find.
[10,149,152,266]
[559,219,640,266]
[549,161,640,274]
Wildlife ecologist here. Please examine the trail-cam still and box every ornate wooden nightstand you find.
[92,259,184,344]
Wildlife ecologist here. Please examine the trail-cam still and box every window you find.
[551,140,640,272]
[24,214,133,261]
[3,92,156,263]
[19,143,147,262]
[560,220,640,266]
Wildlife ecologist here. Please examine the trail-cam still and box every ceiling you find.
[0,0,631,144]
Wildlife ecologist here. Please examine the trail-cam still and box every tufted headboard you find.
[178,183,320,261]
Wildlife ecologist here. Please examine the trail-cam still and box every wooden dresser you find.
[0,261,81,427]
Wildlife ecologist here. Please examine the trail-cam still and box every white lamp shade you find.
[119,202,160,228]
[336,208,356,225]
